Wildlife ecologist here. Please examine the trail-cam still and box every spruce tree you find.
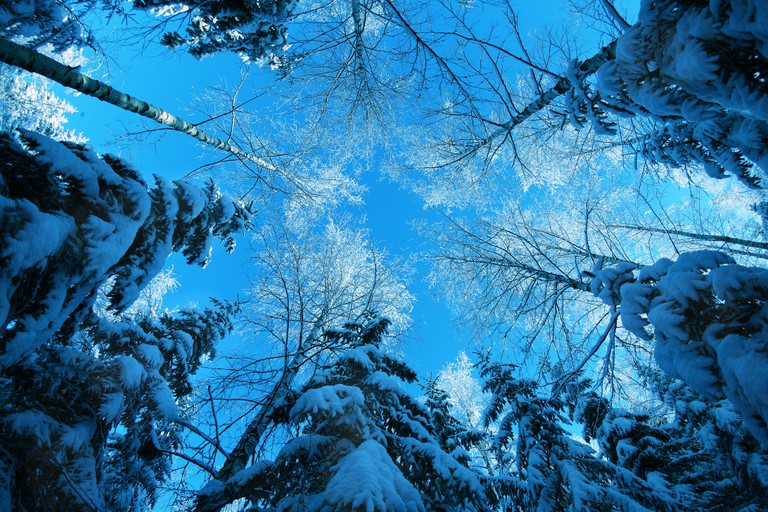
[479,356,676,511]
[563,371,768,511]
[133,0,296,65]
[0,129,251,510]
[573,0,768,189]
[253,315,490,511]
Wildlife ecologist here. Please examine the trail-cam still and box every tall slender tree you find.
[192,220,414,509]
[0,38,284,175]
[201,315,490,512]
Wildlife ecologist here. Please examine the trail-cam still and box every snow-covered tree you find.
[479,356,677,511]
[192,221,414,509]
[423,378,478,468]
[432,354,499,489]
[423,203,643,394]
[576,0,768,190]
[589,368,768,511]
[428,185,768,443]
[618,250,768,445]
[0,64,85,143]
[436,351,487,430]
[249,315,489,511]
[0,129,252,510]
[1,0,294,64]
[0,0,102,50]
[133,0,296,65]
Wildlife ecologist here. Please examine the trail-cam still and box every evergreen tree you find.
[589,369,768,511]
[0,129,251,510]
[0,0,103,50]
[479,356,676,511]
[573,0,768,189]
[192,219,414,511]
[205,315,490,511]
[617,250,768,445]
[1,0,294,64]
[423,378,480,470]
[134,0,296,65]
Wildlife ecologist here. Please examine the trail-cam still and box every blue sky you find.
[54,0,632,376]
[61,78,467,374]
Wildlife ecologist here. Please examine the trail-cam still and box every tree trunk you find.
[477,40,617,150]
[609,224,768,252]
[0,38,279,174]
[194,344,310,511]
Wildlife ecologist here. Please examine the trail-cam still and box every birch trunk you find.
[479,40,617,148]
[610,224,768,252]
[0,38,279,173]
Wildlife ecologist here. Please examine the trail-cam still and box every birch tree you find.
[0,36,365,222]
[0,38,284,171]
[188,220,413,510]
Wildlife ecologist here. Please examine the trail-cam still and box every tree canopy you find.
[1,0,768,510]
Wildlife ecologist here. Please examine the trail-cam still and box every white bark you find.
[478,40,617,149]
[0,38,280,174]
